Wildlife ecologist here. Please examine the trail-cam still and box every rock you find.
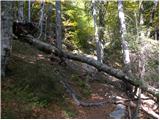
[109,104,126,119]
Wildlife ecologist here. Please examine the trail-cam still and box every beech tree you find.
[46,3,53,38]
[117,0,133,95]
[1,1,13,77]
[38,0,45,38]
[98,1,106,63]
[92,0,104,63]
[146,0,158,38]
[55,0,62,50]
[139,1,145,38]
[117,0,131,74]
[18,1,24,22]
[28,0,31,22]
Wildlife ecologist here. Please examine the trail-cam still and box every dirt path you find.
[30,82,125,119]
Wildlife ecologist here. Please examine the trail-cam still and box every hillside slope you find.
[1,39,158,119]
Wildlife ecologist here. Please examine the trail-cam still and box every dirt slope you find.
[1,40,154,119]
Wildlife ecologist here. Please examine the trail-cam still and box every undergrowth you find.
[1,40,90,118]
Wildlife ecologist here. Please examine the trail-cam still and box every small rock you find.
[109,104,126,119]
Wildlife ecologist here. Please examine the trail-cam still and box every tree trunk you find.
[1,1,13,77]
[146,0,158,38]
[92,0,103,63]
[55,0,62,50]
[13,1,18,21]
[17,34,159,98]
[154,26,159,40]
[139,1,145,38]
[18,1,24,22]
[46,3,54,39]
[38,0,45,39]
[28,0,31,22]
[98,1,106,64]
[117,0,131,73]
[117,0,132,94]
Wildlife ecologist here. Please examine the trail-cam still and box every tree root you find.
[60,80,109,107]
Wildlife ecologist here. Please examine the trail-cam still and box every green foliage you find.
[63,107,77,118]
[6,56,64,107]
[62,1,94,51]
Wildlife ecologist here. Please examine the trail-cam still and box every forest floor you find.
[1,40,155,119]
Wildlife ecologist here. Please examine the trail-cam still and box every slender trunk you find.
[18,1,24,22]
[134,30,146,119]
[118,0,133,95]
[38,0,45,39]
[28,0,31,22]
[139,1,145,37]
[44,14,47,40]
[149,0,158,25]
[133,88,141,118]
[13,1,17,21]
[154,26,158,40]
[134,12,139,39]
[92,0,103,63]
[117,0,131,74]
[146,0,158,37]
[133,2,148,117]
[47,4,53,38]
[1,1,13,77]
[55,0,62,50]
[98,1,106,64]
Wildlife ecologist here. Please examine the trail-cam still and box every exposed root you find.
[60,79,109,107]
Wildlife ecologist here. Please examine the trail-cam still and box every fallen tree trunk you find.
[17,34,159,98]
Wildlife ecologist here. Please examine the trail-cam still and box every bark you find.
[92,0,103,63]
[98,1,106,64]
[117,0,131,73]
[18,1,24,22]
[150,0,158,24]
[38,0,45,39]
[28,0,31,22]
[17,34,159,98]
[133,38,146,118]
[139,1,145,37]
[46,3,53,38]
[13,1,18,21]
[134,11,139,40]
[154,26,159,40]
[1,1,13,77]
[146,0,158,38]
[118,0,132,94]
[55,0,62,50]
